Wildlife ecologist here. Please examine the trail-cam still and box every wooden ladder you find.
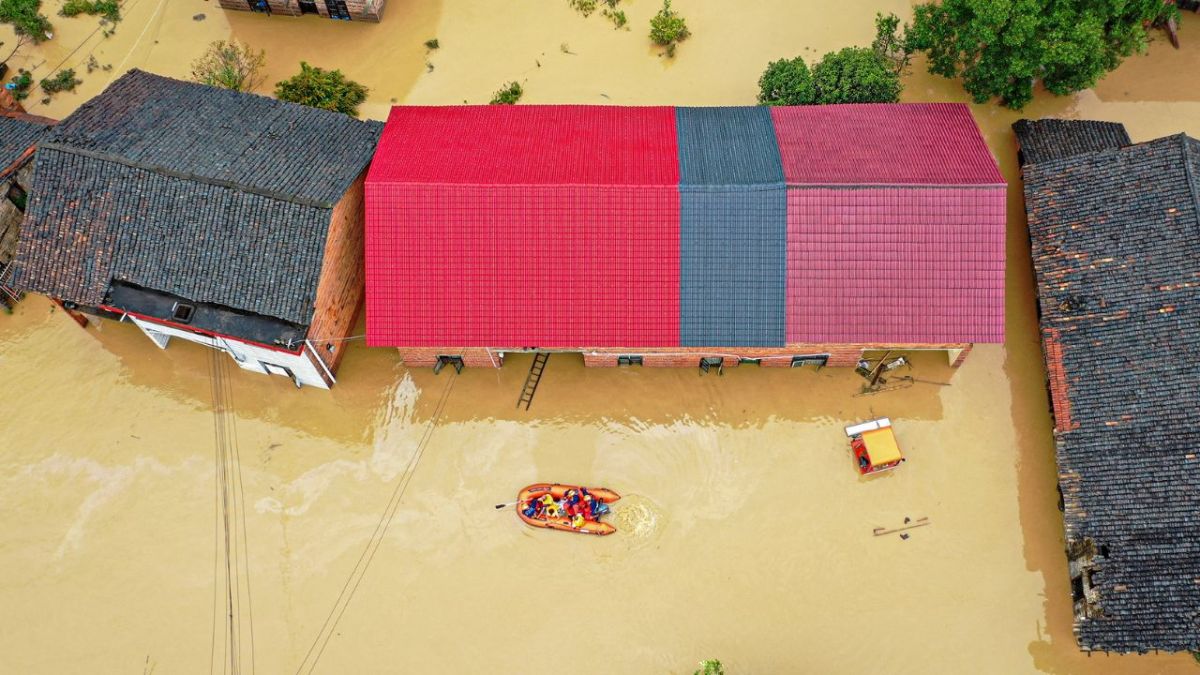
[516,352,550,410]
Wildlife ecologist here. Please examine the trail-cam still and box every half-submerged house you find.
[1015,118,1200,652]
[365,104,1005,370]
[13,70,381,388]
[0,111,53,309]
[219,0,386,22]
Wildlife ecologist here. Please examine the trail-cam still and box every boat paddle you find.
[494,501,518,510]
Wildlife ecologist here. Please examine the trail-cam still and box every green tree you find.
[811,47,902,104]
[489,81,523,104]
[908,0,1176,110]
[0,0,53,42]
[191,40,266,92]
[649,0,690,56]
[274,62,368,116]
[757,56,814,106]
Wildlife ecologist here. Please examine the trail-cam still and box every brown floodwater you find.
[3,2,1200,673]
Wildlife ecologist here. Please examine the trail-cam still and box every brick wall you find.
[216,0,386,22]
[396,343,973,369]
[305,172,367,380]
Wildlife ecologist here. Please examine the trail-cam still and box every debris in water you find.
[193,13,206,21]
[873,516,930,537]
[900,533,910,540]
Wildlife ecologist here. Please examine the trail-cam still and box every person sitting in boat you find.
[521,499,538,518]
[571,513,586,529]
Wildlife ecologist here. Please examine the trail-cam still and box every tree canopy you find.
[274,62,368,117]
[757,56,814,106]
[0,0,53,43]
[811,47,901,104]
[908,0,1175,109]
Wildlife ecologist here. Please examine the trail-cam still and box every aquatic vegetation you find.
[275,62,368,117]
[757,56,813,106]
[568,0,597,17]
[0,0,53,42]
[649,0,689,57]
[191,40,266,93]
[489,81,523,105]
[695,660,724,675]
[907,0,1177,110]
[60,0,119,22]
[602,8,627,29]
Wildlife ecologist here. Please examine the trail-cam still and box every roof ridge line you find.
[784,182,1007,189]
[40,142,336,209]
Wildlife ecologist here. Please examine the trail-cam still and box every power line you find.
[293,373,458,675]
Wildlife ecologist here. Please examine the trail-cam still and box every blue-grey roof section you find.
[677,106,788,347]
[676,106,785,186]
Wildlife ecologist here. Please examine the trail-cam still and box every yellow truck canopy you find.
[862,427,902,465]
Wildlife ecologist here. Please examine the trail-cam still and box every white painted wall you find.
[128,316,331,389]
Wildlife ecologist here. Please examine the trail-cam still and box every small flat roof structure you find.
[1016,118,1200,653]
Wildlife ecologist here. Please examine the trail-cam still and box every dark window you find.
[298,0,319,13]
[617,355,643,366]
[434,355,464,374]
[699,356,724,375]
[171,302,195,323]
[739,357,761,366]
[324,0,352,19]
[6,182,27,212]
[246,0,271,14]
[791,354,829,369]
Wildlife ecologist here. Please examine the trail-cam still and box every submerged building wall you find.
[216,0,386,22]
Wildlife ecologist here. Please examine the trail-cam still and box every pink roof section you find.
[366,106,681,347]
[771,104,1004,185]
[786,187,1006,344]
[367,105,680,185]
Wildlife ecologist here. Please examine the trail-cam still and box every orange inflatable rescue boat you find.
[517,483,620,535]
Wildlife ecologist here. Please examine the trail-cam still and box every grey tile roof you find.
[1013,119,1131,166]
[676,106,787,346]
[1020,129,1200,653]
[46,69,381,206]
[0,113,52,175]
[13,70,381,326]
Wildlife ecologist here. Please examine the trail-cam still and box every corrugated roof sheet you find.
[786,187,1006,344]
[676,107,786,346]
[1012,119,1131,165]
[367,105,679,186]
[772,103,1004,185]
[1021,129,1200,653]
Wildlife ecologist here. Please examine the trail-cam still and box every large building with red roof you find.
[365,103,1005,370]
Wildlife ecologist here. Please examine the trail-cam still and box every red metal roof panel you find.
[367,105,680,186]
[771,103,1004,185]
[786,187,1006,344]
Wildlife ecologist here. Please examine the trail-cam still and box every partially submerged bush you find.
[60,0,119,22]
[191,40,266,92]
[490,81,523,105]
[40,68,80,95]
[275,62,368,116]
[0,0,53,42]
[8,68,32,100]
[424,38,439,50]
[757,56,813,106]
[811,46,901,104]
[649,0,689,56]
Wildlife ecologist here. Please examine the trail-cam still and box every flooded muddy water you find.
[3,2,1200,673]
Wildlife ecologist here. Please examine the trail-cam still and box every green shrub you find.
[695,660,724,675]
[274,62,368,116]
[191,40,266,92]
[568,0,597,16]
[0,0,53,42]
[757,56,813,106]
[811,46,901,104]
[60,0,119,22]
[603,8,626,29]
[649,0,689,56]
[8,69,33,100]
[489,81,523,105]
[424,38,439,50]
[40,68,81,95]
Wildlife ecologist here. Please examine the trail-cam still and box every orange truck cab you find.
[844,418,905,475]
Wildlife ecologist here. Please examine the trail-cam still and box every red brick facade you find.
[396,343,974,370]
[217,0,386,22]
[305,172,367,380]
